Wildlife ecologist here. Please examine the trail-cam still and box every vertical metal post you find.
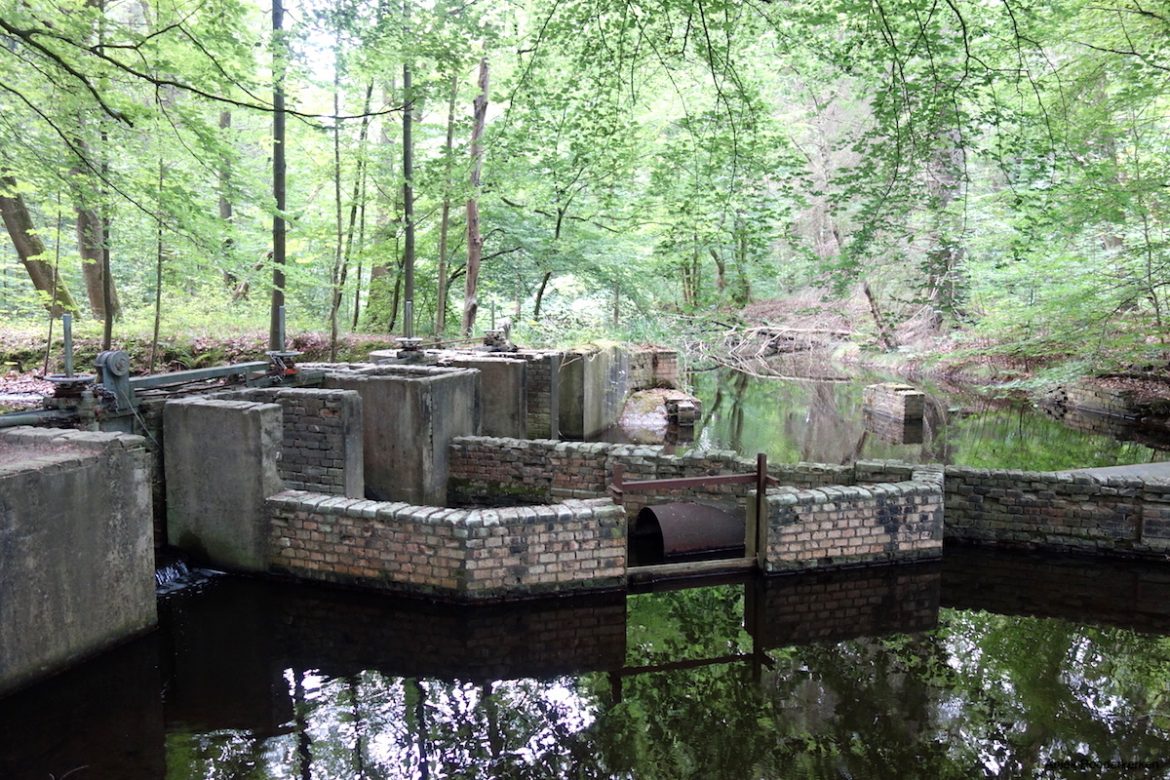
[62,313,74,377]
[404,300,414,339]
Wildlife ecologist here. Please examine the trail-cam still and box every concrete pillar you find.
[0,428,156,697]
[164,398,283,572]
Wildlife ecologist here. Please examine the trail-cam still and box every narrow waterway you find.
[661,368,1169,470]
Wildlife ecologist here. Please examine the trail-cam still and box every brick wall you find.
[517,351,561,439]
[212,388,363,497]
[755,467,944,572]
[747,562,940,649]
[449,437,943,570]
[861,383,925,421]
[944,466,1170,557]
[267,492,625,601]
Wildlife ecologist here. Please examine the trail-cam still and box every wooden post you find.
[610,463,624,504]
[753,453,767,569]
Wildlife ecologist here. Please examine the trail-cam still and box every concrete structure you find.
[164,398,284,572]
[322,364,479,505]
[0,428,156,697]
[213,387,364,498]
[863,382,926,422]
[437,355,528,438]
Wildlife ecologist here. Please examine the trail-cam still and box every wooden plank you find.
[627,557,757,580]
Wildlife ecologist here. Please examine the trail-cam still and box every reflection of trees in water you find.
[165,583,1170,779]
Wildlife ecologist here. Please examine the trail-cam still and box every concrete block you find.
[440,356,528,439]
[164,398,283,572]
[324,365,479,505]
[0,431,156,696]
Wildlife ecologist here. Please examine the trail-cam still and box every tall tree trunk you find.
[863,281,897,350]
[269,0,287,350]
[329,43,345,362]
[401,23,415,339]
[75,204,118,320]
[533,271,553,320]
[366,80,398,331]
[709,247,727,295]
[352,162,368,329]
[219,110,236,288]
[462,56,488,337]
[435,73,458,336]
[0,178,77,315]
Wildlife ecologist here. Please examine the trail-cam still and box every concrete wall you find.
[0,428,156,697]
[438,356,527,438]
[164,398,283,572]
[323,365,479,505]
[214,388,364,498]
[267,492,625,601]
[944,466,1170,557]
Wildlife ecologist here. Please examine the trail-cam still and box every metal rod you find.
[404,300,414,339]
[616,472,777,492]
[62,313,73,377]
[277,305,287,352]
[0,410,76,429]
[130,361,270,390]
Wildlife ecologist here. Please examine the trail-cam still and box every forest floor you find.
[4,289,1170,408]
[732,288,1170,405]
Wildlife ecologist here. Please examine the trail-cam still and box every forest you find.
[0,0,1167,377]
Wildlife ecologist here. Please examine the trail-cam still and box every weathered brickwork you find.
[267,492,625,601]
[944,467,1170,557]
[516,351,562,439]
[211,387,363,497]
[449,437,943,570]
[862,382,925,422]
[747,562,940,649]
[627,348,680,390]
[756,467,944,572]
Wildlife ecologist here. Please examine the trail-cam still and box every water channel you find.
[3,369,1170,778]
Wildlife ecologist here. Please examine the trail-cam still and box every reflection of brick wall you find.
[941,546,1170,633]
[275,587,628,680]
[758,468,944,572]
[747,563,940,648]
[267,492,625,601]
[944,467,1170,557]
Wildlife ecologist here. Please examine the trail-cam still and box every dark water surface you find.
[6,369,1170,778]
[681,368,1170,470]
[3,548,1170,779]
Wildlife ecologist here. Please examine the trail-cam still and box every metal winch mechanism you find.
[1,307,308,432]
